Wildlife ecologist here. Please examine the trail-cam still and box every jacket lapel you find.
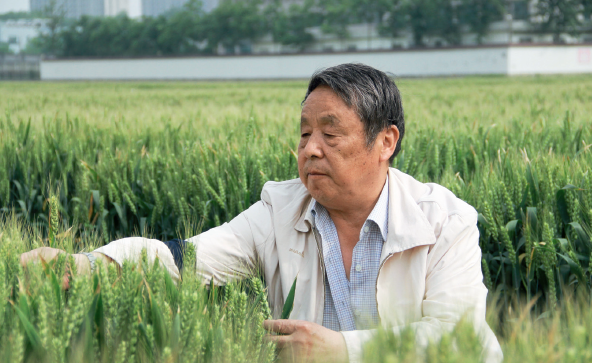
[294,196,314,232]
[382,168,436,261]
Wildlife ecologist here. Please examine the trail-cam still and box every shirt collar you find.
[298,168,437,256]
[310,175,389,242]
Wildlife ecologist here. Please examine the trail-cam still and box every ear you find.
[378,125,399,163]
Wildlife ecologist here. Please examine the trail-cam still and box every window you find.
[519,37,533,44]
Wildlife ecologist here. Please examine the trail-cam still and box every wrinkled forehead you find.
[301,86,357,119]
[300,88,363,133]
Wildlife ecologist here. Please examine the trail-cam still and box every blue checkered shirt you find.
[311,177,388,332]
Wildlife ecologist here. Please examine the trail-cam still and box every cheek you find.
[331,145,372,176]
[297,154,307,181]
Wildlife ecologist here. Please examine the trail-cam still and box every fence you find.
[0,54,40,80]
[38,45,592,80]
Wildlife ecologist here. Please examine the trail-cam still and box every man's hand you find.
[264,319,348,363]
[20,247,109,289]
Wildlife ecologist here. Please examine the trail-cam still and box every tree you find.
[35,0,66,56]
[532,0,583,43]
[583,0,592,19]
[351,0,392,48]
[319,0,356,43]
[200,0,266,54]
[56,0,206,58]
[402,0,462,47]
[156,0,206,55]
[378,0,406,42]
[0,43,13,54]
[0,11,44,20]
[460,0,504,44]
[266,0,319,51]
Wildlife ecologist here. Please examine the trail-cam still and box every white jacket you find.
[95,168,503,362]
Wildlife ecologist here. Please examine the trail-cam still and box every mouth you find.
[307,171,327,178]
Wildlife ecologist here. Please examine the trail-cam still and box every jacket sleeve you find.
[186,200,274,285]
[340,215,503,363]
[93,200,274,285]
[93,236,181,281]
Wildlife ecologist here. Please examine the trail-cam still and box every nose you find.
[302,132,324,159]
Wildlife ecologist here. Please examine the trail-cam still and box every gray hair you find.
[303,63,405,163]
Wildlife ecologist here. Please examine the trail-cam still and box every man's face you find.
[298,85,386,210]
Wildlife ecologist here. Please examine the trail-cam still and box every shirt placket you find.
[318,210,356,331]
[324,228,356,331]
[351,222,369,328]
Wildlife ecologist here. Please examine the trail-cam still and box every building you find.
[140,0,217,17]
[0,19,48,53]
[141,0,186,17]
[104,0,130,16]
[30,0,104,18]
[202,0,219,13]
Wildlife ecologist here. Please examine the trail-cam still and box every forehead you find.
[301,86,357,122]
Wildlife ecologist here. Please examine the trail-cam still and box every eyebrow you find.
[300,114,342,127]
[320,114,341,127]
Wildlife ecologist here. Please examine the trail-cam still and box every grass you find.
[1,75,592,362]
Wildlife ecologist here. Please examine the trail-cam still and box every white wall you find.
[40,46,592,81]
[41,47,508,80]
[0,19,46,53]
[507,46,592,75]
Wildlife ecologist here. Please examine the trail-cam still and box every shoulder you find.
[390,168,477,238]
[260,178,308,203]
[260,178,311,214]
[259,178,312,230]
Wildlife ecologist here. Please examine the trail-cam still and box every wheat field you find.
[1,75,592,362]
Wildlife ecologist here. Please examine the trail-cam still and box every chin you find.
[305,183,330,204]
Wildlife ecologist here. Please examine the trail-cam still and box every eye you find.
[324,133,335,138]
[301,133,310,137]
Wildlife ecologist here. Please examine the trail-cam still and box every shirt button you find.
[363,226,369,233]
[355,264,362,272]
[354,309,361,316]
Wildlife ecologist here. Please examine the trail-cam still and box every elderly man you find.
[22,64,502,362]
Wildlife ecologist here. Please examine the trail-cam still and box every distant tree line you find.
[24,0,592,57]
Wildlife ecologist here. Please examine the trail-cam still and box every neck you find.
[324,170,388,231]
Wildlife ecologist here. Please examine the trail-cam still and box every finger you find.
[62,273,70,290]
[265,333,291,347]
[264,319,299,335]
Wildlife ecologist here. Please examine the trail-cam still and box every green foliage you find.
[2,76,592,315]
[459,0,505,44]
[200,0,267,54]
[0,218,275,362]
[281,276,297,320]
[0,43,13,55]
[24,0,538,57]
[363,319,484,363]
[0,11,44,20]
[532,0,584,43]
[266,0,319,50]
[401,0,463,47]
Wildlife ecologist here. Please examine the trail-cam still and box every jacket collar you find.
[293,168,436,256]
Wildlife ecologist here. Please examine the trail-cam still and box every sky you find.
[0,0,142,17]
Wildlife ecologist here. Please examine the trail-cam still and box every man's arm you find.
[20,247,115,288]
[184,200,274,285]
[21,199,273,284]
